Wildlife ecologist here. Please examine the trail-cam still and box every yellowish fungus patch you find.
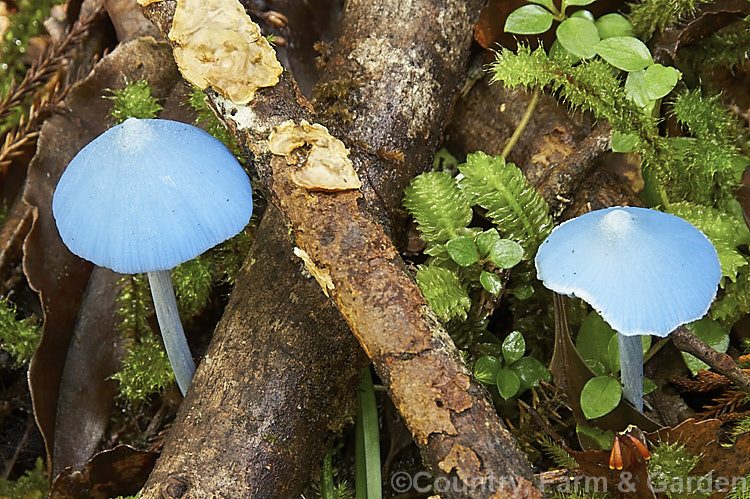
[268,120,362,191]
[293,247,335,297]
[168,0,282,105]
[136,0,162,5]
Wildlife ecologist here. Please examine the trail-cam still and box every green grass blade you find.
[355,367,381,498]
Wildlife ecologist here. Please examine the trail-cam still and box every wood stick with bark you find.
[140,1,540,497]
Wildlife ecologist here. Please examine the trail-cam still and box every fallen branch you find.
[140,1,540,496]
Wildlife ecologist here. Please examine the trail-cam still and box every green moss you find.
[0,458,48,498]
[107,80,163,124]
[0,296,41,367]
[110,334,174,403]
[188,87,240,155]
[627,0,712,39]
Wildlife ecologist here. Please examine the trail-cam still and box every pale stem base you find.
[618,332,644,412]
[148,270,196,395]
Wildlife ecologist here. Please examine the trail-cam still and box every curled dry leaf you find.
[49,445,158,499]
[268,119,362,191]
[168,0,283,104]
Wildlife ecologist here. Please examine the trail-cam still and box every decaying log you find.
[139,1,541,497]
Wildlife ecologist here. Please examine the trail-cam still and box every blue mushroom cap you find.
[53,118,253,274]
[535,206,721,337]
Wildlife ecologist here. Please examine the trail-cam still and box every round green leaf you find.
[595,36,653,71]
[480,271,503,296]
[529,0,557,11]
[510,284,534,300]
[595,13,634,39]
[474,356,502,385]
[505,5,554,35]
[549,39,581,64]
[496,369,521,400]
[625,69,652,108]
[511,356,551,392]
[476,229,501,257]
[446,236,478,266]
[557,17,600,59]
[502,330,526,365]
[682,317,730,375]
[576,423,615,451]
[580,376,622,419]
[562,0,596,10]
[489,239,524,268]
[585,358,609,376]
[611,131,639,153]
[643,64,681,100]
[570,9,594,20]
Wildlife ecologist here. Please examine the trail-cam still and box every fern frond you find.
[403,171,473,247]
[491,46,656,140]
[539,434,579,469]
[457,152,553,254]
[415,265,471,323]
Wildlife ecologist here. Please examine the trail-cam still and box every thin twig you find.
[671,325,750,394]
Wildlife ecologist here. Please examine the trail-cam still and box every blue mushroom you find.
[53,118,253,395]
[535,206,721,412]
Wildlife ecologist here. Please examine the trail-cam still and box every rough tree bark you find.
[141,1,540,498]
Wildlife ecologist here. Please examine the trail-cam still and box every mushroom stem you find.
[147,270,196,395]
[618,332,644,412]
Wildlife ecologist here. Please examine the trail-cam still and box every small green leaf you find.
[576,423,615,450]
[595,13,635,39]
[489,239,524,268]
[576,312,615,371]
[580,376,622,419]
[502,331,526,365]
[607,334,651,374]
[562,0,596,11]
[549,39,581,64]
[681,317,730,375]
[643,64,681,100]
[474,356,502,385]
[505,5,554,35]
[643,377,657,395]
[511,356,551,392]
[570,9,595,21]
[511,284,534,300]
[611,131,639,153]
[476,229,502,257]
[446,236,478,266]
[595,36,653,71]
[585,358,609,376]
[480,271,504,296]
[496,369,521,400]
[529,0,557,11]
[625,69,652,108]
[557,18,600,59]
